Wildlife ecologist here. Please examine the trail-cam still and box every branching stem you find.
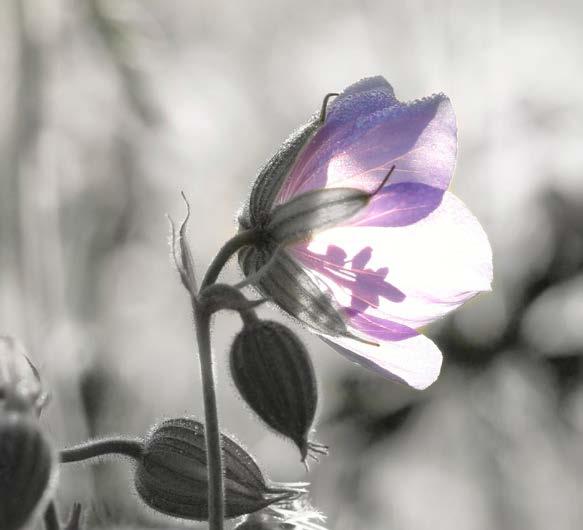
[194,309,224,529]
[60,437,144,463]
[191,229,259,529]
[201,229,257,290]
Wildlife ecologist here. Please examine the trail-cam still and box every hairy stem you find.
[184,222,258,528]
[201,229,256,290]
[194,308,224,530]
[59,437,144,463]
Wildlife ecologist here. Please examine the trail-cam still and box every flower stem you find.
[201,229,256,290]
[59,437,144,463]
[192,230,259,529]
[194,308,224,530]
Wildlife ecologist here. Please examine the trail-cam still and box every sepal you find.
[267,187,369,243]
[239,245,348,337]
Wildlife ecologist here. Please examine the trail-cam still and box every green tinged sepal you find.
[0,412,57,530]
[230,320,328,465]
[245,118,322,229]
[266,187,370,244]
[239,244,349,337]
[241,92,339,231]
[135,418,303,521]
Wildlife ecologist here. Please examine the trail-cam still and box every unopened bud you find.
[0,413,57,530]
[0,336,48,414]
[230,320,327,464]
[135,417,300,520]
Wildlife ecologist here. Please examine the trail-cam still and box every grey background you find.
[1,1,583,528]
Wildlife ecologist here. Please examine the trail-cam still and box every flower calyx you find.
[135,417,304,521]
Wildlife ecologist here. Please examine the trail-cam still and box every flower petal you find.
[326,76,398,124]
[292,191,493,329]
[275,77,398,205]
[292,242,406,314]
[277,88,456,205]
[322,328,442,390]
[350,182,444,227]
[344,311,417,341]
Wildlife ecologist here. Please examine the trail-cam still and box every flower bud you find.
[0,336,48,413]
[230,320,327,464]
[135,418,299,520]
[0,413,57,530]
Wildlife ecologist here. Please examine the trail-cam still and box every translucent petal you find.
[293,191,493,329]
[349,182,444,227]
[249,77,397,221]
[276,77,398,205]
[343,311,417,341]
[277,87,456,205]
[323,328,442,390]
[326,76,398,124]
[292,243,406,314]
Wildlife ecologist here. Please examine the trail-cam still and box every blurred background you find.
[1,0,583,528]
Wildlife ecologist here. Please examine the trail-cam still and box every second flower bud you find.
[230,320,327,464]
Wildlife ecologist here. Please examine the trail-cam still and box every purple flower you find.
[239,76,492,390]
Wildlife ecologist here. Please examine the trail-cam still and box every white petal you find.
[323,332,443,390]
[299,191,493,329]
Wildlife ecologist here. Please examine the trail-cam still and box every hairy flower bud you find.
[135,418,300,520]
[0,413,57,530]
[230,320,327,464]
